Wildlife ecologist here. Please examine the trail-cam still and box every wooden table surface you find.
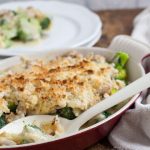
[87,8,143,150]
[95,8,142,48]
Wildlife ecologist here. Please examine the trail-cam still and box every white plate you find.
[82,30,101,47]
[0,1,102,56]
[0,32,101,59]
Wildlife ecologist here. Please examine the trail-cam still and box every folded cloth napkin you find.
[109,55,150,150]
[131,8,150,46]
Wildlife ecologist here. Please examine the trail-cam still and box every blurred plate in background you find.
[0,1,102,56]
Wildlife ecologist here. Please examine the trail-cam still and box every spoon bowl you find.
[0,115,70,135]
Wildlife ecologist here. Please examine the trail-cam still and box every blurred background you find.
[1,0,150,10]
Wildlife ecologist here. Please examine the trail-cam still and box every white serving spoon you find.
[1,73,150,137]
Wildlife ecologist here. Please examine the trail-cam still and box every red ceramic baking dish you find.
[0,35,149,150]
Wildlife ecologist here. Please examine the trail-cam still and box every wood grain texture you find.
[94,9,143,47]
[88,8,143,150]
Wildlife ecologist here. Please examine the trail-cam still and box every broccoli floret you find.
[40,17,50,29]
[8,101,17,113]
[12,10,17,16]
[56,107,76,120]
[111,88,118,95]
[113,51,129,81]
[17,18,42,41]
[1,23,18,39]
[113,51,129,68]
[0,115,6,129]
[115,65,127,80]
[102,111,111,118]
[116,68,127,80]
[0,19,6,26]
[17,30,28,41]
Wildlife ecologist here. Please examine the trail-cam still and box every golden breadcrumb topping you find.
[0,51,125,122]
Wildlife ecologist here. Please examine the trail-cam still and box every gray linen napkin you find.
[132,7,150,46]
[109,54,150,150]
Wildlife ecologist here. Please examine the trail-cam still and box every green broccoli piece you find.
[115,65,127,80]
[2,28,18,40]
[12,10,17,16]
[116,68,127,80]
[56,107,76,120]
[17,30,29,41]
[0,115,6,129]
[113,52,129,81]
[113,51,129,68]
[111,88,118,95]
[102,111,111,118]
[40,17,50,29]
[8,101,17,113]
[0,19,6,26]
[17,18,42,41]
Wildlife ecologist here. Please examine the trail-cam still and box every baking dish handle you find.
[142,54,150,73]
[109,35,150,63]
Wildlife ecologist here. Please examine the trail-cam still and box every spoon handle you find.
[69,72,150,133]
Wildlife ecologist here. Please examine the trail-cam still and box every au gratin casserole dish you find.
[0,35,149,150]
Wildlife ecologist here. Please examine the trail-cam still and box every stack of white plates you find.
[0,1,102,56]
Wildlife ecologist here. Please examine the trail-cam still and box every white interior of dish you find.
[0,47,145,149]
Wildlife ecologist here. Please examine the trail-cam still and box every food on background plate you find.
[0,51,128,146]
[0,7,51,48]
